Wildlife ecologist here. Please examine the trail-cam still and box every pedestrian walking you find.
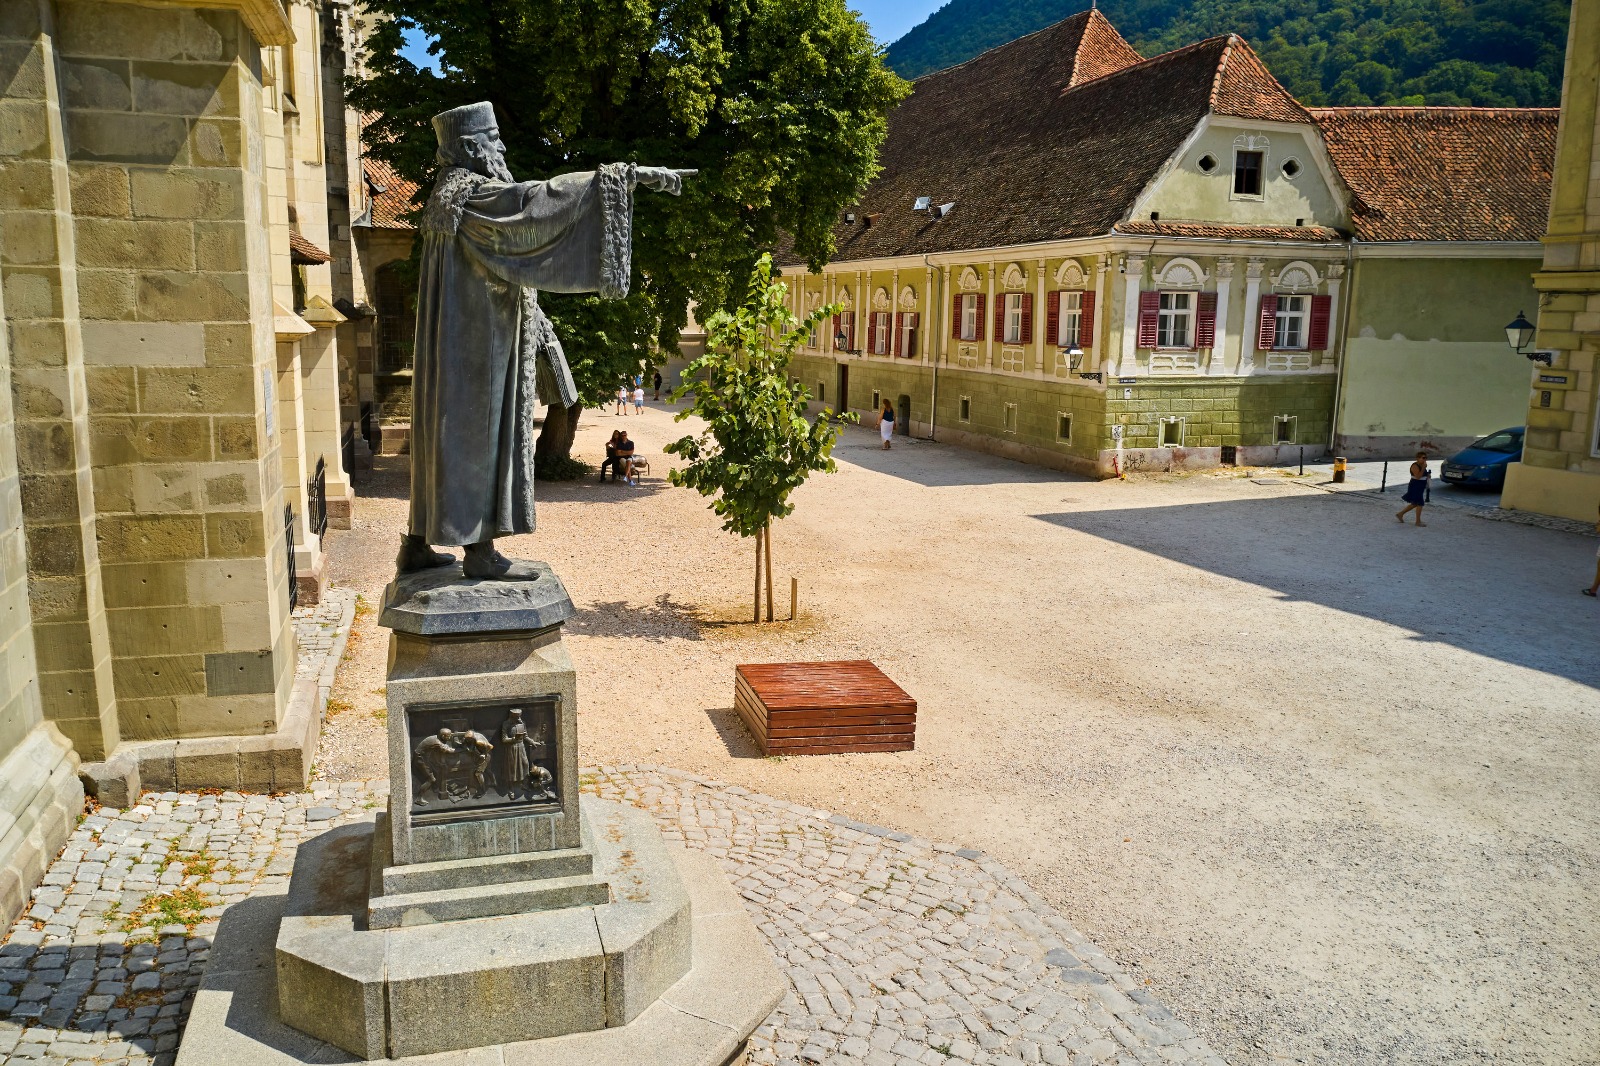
[652,370,663,401]
[878,398,895,450]
[1584,502,1600,597]
[615,383,628,415]
[632,384,645,414]
[1395,451,1430,527]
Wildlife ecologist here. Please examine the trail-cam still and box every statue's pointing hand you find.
[636,167,696,196]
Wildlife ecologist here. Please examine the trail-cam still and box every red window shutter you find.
[1257,295,1279,350]
[1136,291,1160,348]
[1046,291,1061,346]
[1079,290,1096,348]
[1309,294,1332,350]
[1020,293,1033,344]
[951,294,962,339]
[994,294,1006,342]
[975,294,986,341]
[832,313,841,344]
[893,312,902,356]
[1196,292,1218,349]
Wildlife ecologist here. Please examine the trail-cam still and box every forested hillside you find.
[884,0,1568,107]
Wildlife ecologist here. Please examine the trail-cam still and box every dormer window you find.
[1233,150,1264,196]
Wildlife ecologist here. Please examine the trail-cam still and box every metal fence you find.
[284,504,298,611]
[308,456,328,538]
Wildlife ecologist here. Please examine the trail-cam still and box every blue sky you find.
[398,1,941,71]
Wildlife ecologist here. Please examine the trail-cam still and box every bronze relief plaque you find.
[405,696,560,826]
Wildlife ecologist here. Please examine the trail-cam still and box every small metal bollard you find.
[1380,461,1388,493]
[1298,446,1304,476]
[1332,456,1347,484]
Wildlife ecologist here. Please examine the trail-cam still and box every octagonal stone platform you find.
[176,803,782,1066]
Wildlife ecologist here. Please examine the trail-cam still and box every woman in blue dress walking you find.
[1395,451,1430,527]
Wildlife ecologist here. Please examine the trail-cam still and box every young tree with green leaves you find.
[348,0,907,471]
[665,255,849,623]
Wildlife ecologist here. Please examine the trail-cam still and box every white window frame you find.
[1056,412,1073,443]
[1057,290,1082,348]
[1274,294,1309,351]
[1003,293,1024,344]
[1274,414,1297,444]
[872,311,890,355]
[958,395,971,423]
[1159,416,1186,447]
[960,294,978,341]
[1157,291,1194,350]
[1232,149,1265,199]
[899,313,918,358]
[1003,402,1018,433]
[871,390,881,411]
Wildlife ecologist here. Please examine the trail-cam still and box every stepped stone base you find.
[176,805,782,1066]
[0,724,83,930]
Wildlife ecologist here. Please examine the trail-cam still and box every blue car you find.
[1441,427,1524,489]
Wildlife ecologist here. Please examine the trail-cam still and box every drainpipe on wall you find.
[924,254,940,442]
[1328,239,1358,454]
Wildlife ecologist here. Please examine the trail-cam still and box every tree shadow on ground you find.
[829,423,1093,489]
[704,706,765,759]
[1034,491,1600,690]
[565,594,705,641]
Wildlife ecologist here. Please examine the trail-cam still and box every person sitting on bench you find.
[615,432,637,484]
[598,430,623,481]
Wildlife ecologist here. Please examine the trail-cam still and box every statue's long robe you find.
[409,162,636,546]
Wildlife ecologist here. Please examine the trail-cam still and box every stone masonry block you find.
[112,654,207,700]
[24,521,88,577]
[12,371,68,419]
[19,473,81,523]
[76,218,194,271]
[204,649,275,696]
[203,322,255,365]
[102,559,189,608]
[67,112,188,166]
[0,160,56,211]
[68,163,131,217]
[3,268,62,318]
[0,210,61,266]
[138,365,254,414]
[85,365,136,411]
[0,98,50,158]
[213,418,258,460]
[177,691,278,738]
[90,415,211,465]
[188,118,243,167]
[0,41,46,99]
[56,2,236,63]
[130,168,243,220]
[128,464,199,512]
[206,512,264,557]
[34,616,95,669]
[105,603,223,657]
[221,600,272,649]
[136,270,250,322]
[61,57,132,111]
[194,221,247,272]
[130,60,235,117]
[97,514,205,562]
[75,269,136,319]
[82,320,206,367]
[118,695,180,740]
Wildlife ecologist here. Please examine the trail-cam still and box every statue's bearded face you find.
[463,129,514,182]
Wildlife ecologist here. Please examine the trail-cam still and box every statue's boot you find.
[396,534,456,573]
[462,540,542,581]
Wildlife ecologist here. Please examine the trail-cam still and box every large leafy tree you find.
[349,0,906,470]
[665,255,847,622]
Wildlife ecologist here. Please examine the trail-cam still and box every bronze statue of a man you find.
[398,101,692,580]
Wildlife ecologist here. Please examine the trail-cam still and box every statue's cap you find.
[432,102,498,145]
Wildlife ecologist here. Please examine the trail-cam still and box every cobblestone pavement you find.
[291,586,358,704]
[0,768,1218,1066]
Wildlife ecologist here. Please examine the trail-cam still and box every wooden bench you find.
[734,660,916,756]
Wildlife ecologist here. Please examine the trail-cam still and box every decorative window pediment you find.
[898,285,918,311]
[1158,257,1207,290]
[836,286,853,310]
[871,286,891,311]
[1233,133,1271,152]
[1054,260,1086,288]
[1001,263,1026,290]
[958,267,981,292]
[1273,261,1320,293]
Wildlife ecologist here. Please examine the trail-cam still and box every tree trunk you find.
[764,521,774,622]
[535,401,583,466]
[753,528,763,624]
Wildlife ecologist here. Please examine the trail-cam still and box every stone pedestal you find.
[177,563,785,1064]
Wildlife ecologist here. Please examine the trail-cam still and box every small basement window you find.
[1160,417,1184,447]
[1233,150,1264,196]
[1198,154,1217,173]
[1275,415,1296,444]
[871,390,881,411]
[1057,413,1072,443]
[958,396,971,423]
[817,381,825,403]
[1003,402,1018,433]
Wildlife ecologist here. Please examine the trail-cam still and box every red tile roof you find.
[1114,221,1341,242]
[288,231,331,264]
[1310,107,1557,242]
[362,157,420,230]
[788,17,1318,265]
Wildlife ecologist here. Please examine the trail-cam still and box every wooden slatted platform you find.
[734,660,916,756]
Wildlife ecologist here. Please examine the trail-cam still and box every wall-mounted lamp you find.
[1066,347,1084,371]
[835,330,848,349]
[1505,311,1536,354]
